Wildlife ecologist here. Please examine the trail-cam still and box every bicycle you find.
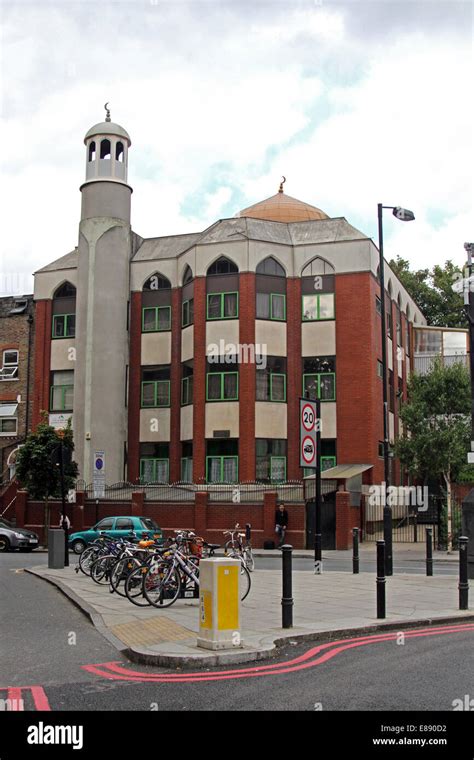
[223,524,255,572]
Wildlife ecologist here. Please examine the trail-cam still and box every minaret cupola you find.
[83,103,131,184]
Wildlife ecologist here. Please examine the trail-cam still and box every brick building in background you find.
[0,295,35,483]
[31,110,430,495]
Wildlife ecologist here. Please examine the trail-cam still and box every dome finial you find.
[279,175,286,193]
[104,102,111,122]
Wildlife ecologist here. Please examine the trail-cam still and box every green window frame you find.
[50,384,74,412]
[139,458,169,483]
[142,306,171,332]
[302,293,335,321]
[321,456,336,472]
[52,314,75,339]
[141,380,171,408]
[182,299,194,328]
[206,455,239,483]
[270,373,286,402]
[181,376,193,406]
[256,292,286,321]
[302,373,336,401]
[206,372,239,401]
[206,292,239,320]
[270,456,286,482]
[181,457,193,482]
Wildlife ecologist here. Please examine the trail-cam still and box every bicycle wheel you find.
[143,561,181,608]
[109,556,141,596]
[124,565,152,607]
[91,555,117,585]
[244,547,255,572]
[239,562,251,601]
[79,546,100,575]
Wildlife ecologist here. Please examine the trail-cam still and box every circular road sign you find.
[95,457,104,471]
[301,435,316,465]
[301,403,316,432]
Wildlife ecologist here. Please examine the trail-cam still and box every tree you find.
[395,359,471,552]
[389,256,467,328]
[15,415,78,543]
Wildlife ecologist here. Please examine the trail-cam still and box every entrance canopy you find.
[303,464,373,480]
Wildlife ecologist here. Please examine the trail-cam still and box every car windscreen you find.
[140,518,159,531]
[0,518,14,529]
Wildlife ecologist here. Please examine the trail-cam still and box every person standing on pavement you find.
[275,503,289,548]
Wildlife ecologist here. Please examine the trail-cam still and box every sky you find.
[1,0,473,295]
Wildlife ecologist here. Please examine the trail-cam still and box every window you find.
[206,372,238,401]
[207,257,238,275]
[181,376,193,405]
[2,350,18,366]
[302,293,335,321]
[377,360,383,378]
[142,306,171,332]
[88,141,96,161]
[302,257,335,276]
[181,442,193,482]
[321,456,336,472]
[256,257,285,276]
[141,367,170,408]
[115,518,133,531]
[115,142,124,162]
[0,350,18,380]
[256,439,287,482]
[182,265,193,284]
[256,358,287,402]
[182,299,194,327]
[140,458,169,483]
[378,441,384,458]
[256,292,286,320]
[0,403,18,436]
[376,296,382,316]
[100,139,111,159]
[52,314,76,338]
[396,308,402,346]
[50,370,74,411]
[207,292,238,319]
[95,518,114,531]
[388,370,394,412]
[406,323,411,355]
[143,274,171,291]
[386,311,393,339]
[206,456,238,483]
[303,356,335,401]
[54,282,76,298]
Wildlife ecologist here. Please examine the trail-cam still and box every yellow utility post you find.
[197,558,242,650]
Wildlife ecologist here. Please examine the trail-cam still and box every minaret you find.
[74,104,132,485]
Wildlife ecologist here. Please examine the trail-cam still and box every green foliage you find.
[15,414,78,500]
[395,358,471,483]
[389,256,467,328]
[438,502,462,550]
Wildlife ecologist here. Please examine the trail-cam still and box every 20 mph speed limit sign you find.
[300,399,317,468]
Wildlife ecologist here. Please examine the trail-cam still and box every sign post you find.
[300,398,322,573]
[93,451,106,499]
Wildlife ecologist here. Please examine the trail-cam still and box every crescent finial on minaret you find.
[104,102,111,122]
[279,176,286,193]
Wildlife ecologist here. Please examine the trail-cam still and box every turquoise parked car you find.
[69,516,163,554]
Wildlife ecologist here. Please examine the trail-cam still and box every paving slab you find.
[25,564,473,668]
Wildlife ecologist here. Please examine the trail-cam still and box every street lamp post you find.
[378,204,415,576]
[462,242,474,579]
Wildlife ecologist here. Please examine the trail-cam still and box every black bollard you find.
[459,536,469,611]
[376,540,386,619]
[245,523,251,542]
[352,528,360,574]
[426,527,433,576]
[281,544,293,628]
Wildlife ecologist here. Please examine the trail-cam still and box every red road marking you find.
[82,623,474,684]
[0,686,51,711]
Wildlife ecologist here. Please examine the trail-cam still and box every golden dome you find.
[239,185,329,223]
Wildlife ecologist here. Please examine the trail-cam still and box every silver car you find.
[0,518,39,552]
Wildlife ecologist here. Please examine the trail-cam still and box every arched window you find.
[88,141,96,162]
[387,279,393,297]
[256,257,286,321]
[256,257,285,277]
[115,142,124,162]
[100,139,111,159]
[143,274,171,291]
[302,257,335,276]
[52,282,76,339]
[207,256,238,275]
[182,265,193,284]
[142,274,171,332]
[54,282,76,299]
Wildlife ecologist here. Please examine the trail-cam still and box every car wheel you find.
[72,539,86,555]
[0,536,11,553]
